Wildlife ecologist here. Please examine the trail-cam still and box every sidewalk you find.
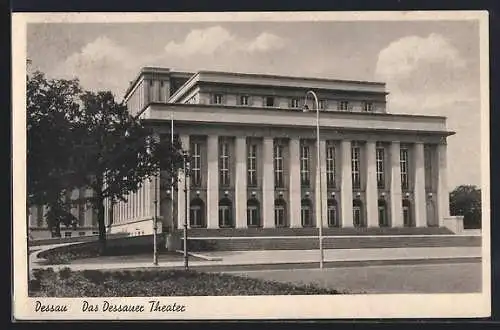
[30,246,482,272]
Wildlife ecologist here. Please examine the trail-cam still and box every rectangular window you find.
[240,95,249,106]
[275,206,286,227]
[363,101,373,112]
[212,94,223,105]
[326,145,335,188]
[328,205,338,227]
[265,96,275,107]
[247,206,260,227]
[291,98,300,108]
[376,147,385,189]
[400,147,409,190]
[219,143,230,186]
[274,144,284,188]
[191,143,202,186]
[247,144,257,186]
[351,145,361,189]
[338,101,349,111]
[319,100,327,110]
[300,144,310,186]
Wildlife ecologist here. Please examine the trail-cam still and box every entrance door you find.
[353,206,362,227]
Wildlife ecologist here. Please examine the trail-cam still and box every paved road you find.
[222,262,482,294]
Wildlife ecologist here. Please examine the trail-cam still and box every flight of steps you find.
[175,227,481,252]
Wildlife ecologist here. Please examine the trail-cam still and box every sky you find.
[26,19,483,190]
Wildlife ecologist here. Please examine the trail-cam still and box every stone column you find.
[289,138,301,228]
[365,141,378,227]
[177,134,190,229]
[235,136,247,228]
[262,137,275,228]
[390,142,404,227]
[316,140,328,228]
[437,143,450,227]
[207,135,219,229]
[340,140,353,227]
[413,142,427,227]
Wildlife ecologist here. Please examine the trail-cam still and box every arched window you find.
[353,199,364,227]
[327,198,339,227]
[301,198,313,227]
[219,198,233,228]
[274,198,287,228]
[247,198,261,227]
[402,199,413,227]
[190,198,206,228]
[378,199,388,227]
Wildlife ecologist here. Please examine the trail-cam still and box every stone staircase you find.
[173,227,481,252]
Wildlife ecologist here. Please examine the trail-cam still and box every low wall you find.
[443,216,465,234]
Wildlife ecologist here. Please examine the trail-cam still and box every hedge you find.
[29,268,345,296]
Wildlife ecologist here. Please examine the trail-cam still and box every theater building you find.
[104,66,454,237]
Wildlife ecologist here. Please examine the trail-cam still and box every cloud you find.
[375,33,466,80]
[53,36,138,99]
[164,26,287,56]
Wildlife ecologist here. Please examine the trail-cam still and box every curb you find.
[176,250,224,261]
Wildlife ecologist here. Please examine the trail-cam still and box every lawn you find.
[29,268,345,297]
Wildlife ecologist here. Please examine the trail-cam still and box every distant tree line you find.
[449,185,481,229]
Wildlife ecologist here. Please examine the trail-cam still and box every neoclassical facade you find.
[105,67,452,236]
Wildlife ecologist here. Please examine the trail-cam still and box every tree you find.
[449,185,482,229]
[69,91,185,253]
[27,71,83,236]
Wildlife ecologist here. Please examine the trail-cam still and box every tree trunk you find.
[95,183,107,255]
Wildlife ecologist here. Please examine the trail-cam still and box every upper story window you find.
[319,100,327,110]
[265,96,275,107]
[191,143,202,186]
[219,143,230,186]
[400,147,409,190]
[212,94,223,105]
[376,147,385,189]
[338,101,349,111]
[300,144,310,186]
[326,145,335,188]
[274,144,284,188]
[240,95,249,106]
[351,144,361,189]
[291,98,301,108]
[247,144,257,187]
[363,102,373,112]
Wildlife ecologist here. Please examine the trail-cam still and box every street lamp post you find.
[303,90,324,269]
[183,152,190,270]
[153,171,159,266]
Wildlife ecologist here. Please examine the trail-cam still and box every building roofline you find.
[148,102,448,121]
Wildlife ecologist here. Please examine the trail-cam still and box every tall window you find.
[403,199,412,227]
[247,199,260,227]
[301,199,313,227]
[274,199,287,227]
[190,198,205,228]
[319,100,327,110]
[400,147,409,190]
[240,95,249,106]
[191,143,202,186]
[338,101,349,111]
[265,96,275,107]
[376,147,385,189]
[212,94,223,104]
[351,144,361,189]
[378,199,388,227]
[327,199,338,227]
[291,98,300,108]
[274,144,284,188]
[247,144,257,186]
[353,199,363,227]
[300,144,310,186]
[363,101,373,112]
[326,145,336,188]
[219,143,230,186]
[219,198,233,227]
